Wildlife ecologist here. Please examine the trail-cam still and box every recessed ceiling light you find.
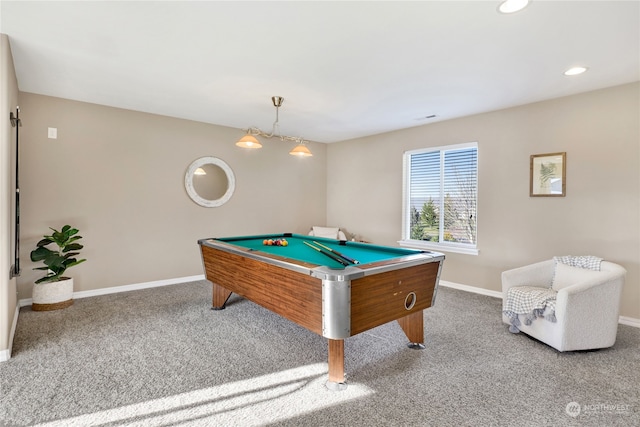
[564,66,588,76]
[498,0,530,14]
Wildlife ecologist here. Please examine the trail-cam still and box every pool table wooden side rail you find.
[201,244,323,335]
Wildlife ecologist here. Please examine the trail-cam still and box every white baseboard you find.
[0,304,20,362]
[18,274,206,308]
[439,279,640,328]
[439,280,503,299]
[619,316,640,328]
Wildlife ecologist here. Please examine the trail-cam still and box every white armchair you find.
[308,226,347,241]
[501,259,626,352]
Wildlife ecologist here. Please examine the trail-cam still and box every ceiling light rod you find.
[244,96,306,144]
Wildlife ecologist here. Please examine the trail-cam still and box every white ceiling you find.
[1,1,638,143]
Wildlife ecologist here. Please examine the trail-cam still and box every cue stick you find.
[303,241,350,266]
[312,241,359,265]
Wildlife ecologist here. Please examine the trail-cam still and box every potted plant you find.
[30,225,86,311]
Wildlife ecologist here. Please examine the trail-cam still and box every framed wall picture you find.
[530,152,566,197]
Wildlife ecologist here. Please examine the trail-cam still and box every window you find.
[401,142,478,255]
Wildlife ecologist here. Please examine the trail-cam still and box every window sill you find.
[397,239,479,256]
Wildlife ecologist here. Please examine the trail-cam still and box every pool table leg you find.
[326,339,347,391]
[211,283,232,310]
[397,310,426,349]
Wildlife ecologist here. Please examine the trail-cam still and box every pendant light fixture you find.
[235,96,312,157]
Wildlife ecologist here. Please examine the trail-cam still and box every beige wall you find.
[1,34,19,356]
[327,82,640,319]
[4,74,638,360]
[16,93,327,298]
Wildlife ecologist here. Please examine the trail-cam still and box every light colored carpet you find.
[1,281,638,426]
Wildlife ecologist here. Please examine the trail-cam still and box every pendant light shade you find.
[235,134,262,149]
[289,144,313,157]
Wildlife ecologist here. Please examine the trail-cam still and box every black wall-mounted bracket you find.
[9,107,21,279]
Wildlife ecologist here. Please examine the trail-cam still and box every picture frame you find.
[530,152,566,197]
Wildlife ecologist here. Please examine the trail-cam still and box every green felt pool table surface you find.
[216,233,425,269]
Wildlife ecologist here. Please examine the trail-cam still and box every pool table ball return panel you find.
[198,233,444,390]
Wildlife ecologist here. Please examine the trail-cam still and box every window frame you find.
[399,142,479,256]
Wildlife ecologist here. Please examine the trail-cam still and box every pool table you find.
[198,233,445,390]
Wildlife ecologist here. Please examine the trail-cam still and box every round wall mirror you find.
[185,157,236,207]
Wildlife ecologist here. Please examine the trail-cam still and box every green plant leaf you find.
[36,238,54,247]
[65,259,86,269]
[62,243,83,252]
[30,246,55,262]
[44,254,65,269]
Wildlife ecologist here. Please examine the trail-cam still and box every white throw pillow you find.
[312,226,340,239]
[552,262,603,291]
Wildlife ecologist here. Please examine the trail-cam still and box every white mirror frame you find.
[185,156,236,207]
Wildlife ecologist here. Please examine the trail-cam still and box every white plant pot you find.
[32,277,74,311]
